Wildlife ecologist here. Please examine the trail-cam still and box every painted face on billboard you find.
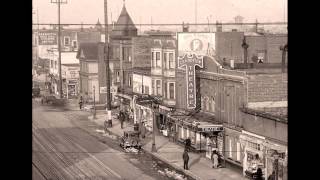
[190,39,203,51]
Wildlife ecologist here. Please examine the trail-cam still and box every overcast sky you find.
[32,0,287,25]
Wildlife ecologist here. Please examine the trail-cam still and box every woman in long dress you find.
[211,150,219,168]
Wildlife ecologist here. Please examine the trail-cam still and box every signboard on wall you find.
[38,31,58,45]
[178,33,216,57]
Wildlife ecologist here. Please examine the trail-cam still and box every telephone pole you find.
[104,0,112,126]
[51,0,67,99]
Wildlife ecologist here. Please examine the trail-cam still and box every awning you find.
[168,111,222,132]
[116,93,133,100]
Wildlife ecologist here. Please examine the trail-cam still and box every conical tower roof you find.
[111,4,137,37]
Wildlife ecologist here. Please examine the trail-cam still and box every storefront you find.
[116,93,134,122]
[264,141,287,180]
[239,130,266,178]
[158,105,174,137]
[135,103,153,132]
[168,112,223,153]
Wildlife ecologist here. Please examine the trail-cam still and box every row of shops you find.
[115,93,287,180]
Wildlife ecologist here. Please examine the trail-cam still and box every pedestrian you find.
[183,149,189,170]
[267,171,275,180]
[79,96,83,110]
[185,138,191,151]
[211,150,219,168]
[254,168,263,180]
[104,120,108,134]
[140,122,146,138]
[119,111,124,129]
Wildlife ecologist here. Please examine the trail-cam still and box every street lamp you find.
[151,101,158,152]
[93,86,96,119]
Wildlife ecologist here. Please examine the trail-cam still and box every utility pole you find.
[151,102,158,152]
[93,86,96,119]
[104,0,112,126]
[195,0,197,31]
[51,0,67,99]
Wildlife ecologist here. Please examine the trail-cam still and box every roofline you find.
[239,107,287,123]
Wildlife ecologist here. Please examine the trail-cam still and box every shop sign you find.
[197,125,223,132]
[38,31,57,45]
[178,54,203,109]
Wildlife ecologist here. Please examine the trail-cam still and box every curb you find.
[87,114,202,180]
[148,151,203,180]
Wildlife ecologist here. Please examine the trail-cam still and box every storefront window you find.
[246,151,264,173]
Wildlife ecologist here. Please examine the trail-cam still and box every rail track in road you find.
[32,104,194,180]
[32,108,123,180]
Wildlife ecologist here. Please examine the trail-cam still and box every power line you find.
[32,22,287,26]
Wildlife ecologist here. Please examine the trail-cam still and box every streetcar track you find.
[33,109,122,179]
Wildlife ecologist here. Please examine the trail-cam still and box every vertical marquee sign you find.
[178,54,203,109]
[178,32,215,109]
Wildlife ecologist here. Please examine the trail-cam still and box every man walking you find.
[79,96,83,110]
[119,111,124,129]
[183,149,189,170]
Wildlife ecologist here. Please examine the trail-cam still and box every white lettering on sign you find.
[178,54,203,109]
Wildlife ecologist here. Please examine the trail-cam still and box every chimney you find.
[182,22,189,32]
[280,44,288,73]
[255,19,258,33]
[242,37,249,67]
[216,21,222,32]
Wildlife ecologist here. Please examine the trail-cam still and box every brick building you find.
[166,32,287,179]
[214,31,287,66]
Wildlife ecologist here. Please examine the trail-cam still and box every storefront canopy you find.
[168,111,222,132]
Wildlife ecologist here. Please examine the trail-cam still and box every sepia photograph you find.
[32,0,287,179]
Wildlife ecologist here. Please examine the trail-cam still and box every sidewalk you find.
[86,110,247,180]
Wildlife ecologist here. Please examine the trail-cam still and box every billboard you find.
[178,32,216,57]
[38,31,58,45]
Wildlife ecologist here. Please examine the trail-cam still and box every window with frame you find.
[247,141,261,151]
[211,96,215,113]
[122,47,132,61]
[51,60,53,68]
[169,82,175,99]
[55,61,57,69]
[145,86,149,95]
[152,80,155,95]
[169,53,175,69]
[72,41,77,49]
[116,71,120,82]
[64,36,70,46]
[163,52,167,69]
[156,80,161,95]
[112,47,120,59]
[156,52,161,67]
[163,82,167,98]
[128,76,132,87]
[151,52,155,67]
